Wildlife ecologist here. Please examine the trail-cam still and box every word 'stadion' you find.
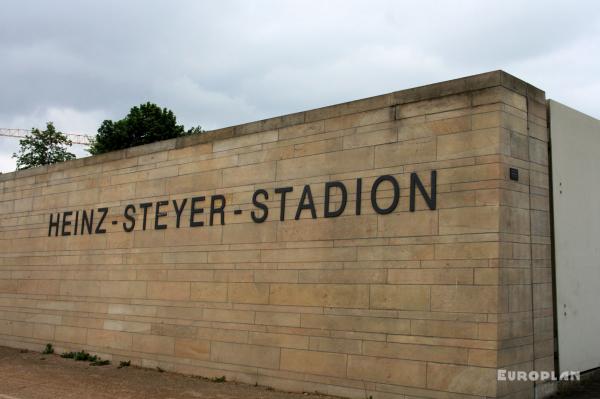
[47,171,436,237]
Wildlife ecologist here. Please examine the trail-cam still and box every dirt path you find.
[0,346,330,399]
[1,345,599,399]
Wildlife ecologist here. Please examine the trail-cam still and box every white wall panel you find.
[550,100,600,373]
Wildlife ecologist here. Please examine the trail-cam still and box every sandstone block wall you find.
[0,71,554,398]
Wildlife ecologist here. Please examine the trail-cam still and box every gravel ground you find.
[0,346,332,399]
[0,345,598,399]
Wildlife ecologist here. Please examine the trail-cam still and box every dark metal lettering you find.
[371,175,400,215]
[210,195,226,226]
[172,198,187,228]
[139,203,152,231]
[190,196,205,227]
[154,200,168,230]
[274,187,293,221]
[61,211,72,236]
[410,171,436,211]
[48,213,60,237]
[295,185,317,220]
[81,210,93,235]
[324,181,347,218]
[123,204,136,232]
[95,207,108,234]
[356,178,362,215]
[251,189,269,223]
[73,210,79,236]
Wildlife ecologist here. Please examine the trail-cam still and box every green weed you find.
[118,360,131,369]
[91,359,111,366]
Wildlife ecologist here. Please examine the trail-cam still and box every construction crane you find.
[0,128,93,145]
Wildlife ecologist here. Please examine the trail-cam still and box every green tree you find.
[88,102,192,155]
[185,125,205,135]
[12,122,75,170]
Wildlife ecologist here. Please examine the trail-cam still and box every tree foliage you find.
[185,125,205,135]
[88,102,197,155]
[12,122,75,170]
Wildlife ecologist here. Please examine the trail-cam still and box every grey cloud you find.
[1,0,600,172]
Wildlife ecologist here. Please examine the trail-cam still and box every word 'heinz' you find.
[47,171,436,236]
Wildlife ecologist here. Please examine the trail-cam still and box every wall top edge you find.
[1,70,545,182]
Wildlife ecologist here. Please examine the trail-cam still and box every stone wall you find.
[0,71,554,398]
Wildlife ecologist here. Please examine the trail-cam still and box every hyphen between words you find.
[47,171,437,237]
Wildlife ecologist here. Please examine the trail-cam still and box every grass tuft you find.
[42,343,54,354]
[118,360,131,369]
[91,359,111,366]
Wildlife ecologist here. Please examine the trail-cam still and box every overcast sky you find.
[1,0,599,172]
